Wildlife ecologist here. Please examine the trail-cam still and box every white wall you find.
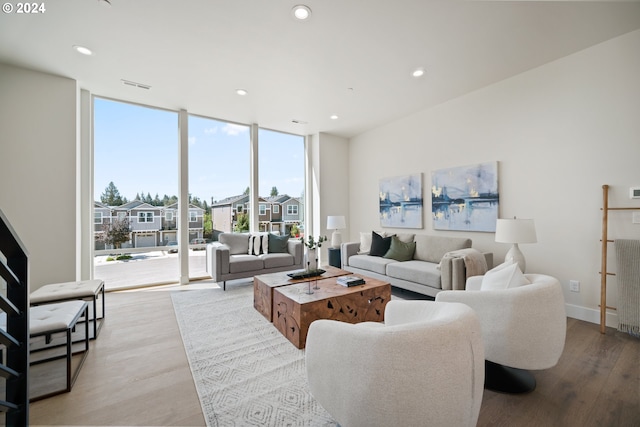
[346,30,640,326]
[312,132,349,262]
[0,63,78,290]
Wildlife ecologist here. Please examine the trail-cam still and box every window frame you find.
[138,212,154,223]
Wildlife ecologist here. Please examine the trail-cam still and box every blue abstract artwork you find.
[379,173,423,228]
[431,161,499,232]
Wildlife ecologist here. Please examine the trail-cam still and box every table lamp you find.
[495,217,537,272]
[327,215,346,248]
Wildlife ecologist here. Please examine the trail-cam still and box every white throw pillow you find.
[358,232,372,254]
[248,233,268,255]
[480,261,530,290]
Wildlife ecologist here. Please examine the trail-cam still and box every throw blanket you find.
[440,248,488,278]
[615,239,640,337]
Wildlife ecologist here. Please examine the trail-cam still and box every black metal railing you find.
[0,209,29,425]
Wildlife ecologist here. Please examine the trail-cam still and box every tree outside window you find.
[99,217,131,249]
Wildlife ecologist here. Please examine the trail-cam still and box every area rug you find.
[170,283,338,427]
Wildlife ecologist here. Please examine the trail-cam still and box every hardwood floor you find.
[29,282,640,426]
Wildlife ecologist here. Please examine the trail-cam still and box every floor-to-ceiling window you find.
[188,115,250,279]
[258,129,305,237]
[92,99,306,288]
[93,97,179,290]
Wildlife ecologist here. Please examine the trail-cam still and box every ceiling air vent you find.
[121,79,151,90]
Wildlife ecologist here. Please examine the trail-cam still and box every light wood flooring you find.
[29,281,640,426]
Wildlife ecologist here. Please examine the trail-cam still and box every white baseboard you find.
[565,303,618,328]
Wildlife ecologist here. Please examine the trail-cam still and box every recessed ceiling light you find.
[236,89,248,96]
[330,115,339,120]
[292,4,311,20]
[73,45,93,56]
[412,68,425,78]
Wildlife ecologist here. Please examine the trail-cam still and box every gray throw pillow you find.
[268,233,289,253]
[370,231,393,257]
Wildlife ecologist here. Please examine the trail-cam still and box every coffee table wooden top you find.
[274,275,390,303]
[254,265,349,288]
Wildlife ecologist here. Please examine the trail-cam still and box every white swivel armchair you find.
[436,273,566,393]
[305,300,484,427]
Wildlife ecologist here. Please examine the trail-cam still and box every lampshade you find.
[495,218,537,244]
[327,216,346,230]
[327,215,346,249]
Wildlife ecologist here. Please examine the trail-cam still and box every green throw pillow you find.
[383,236,416,261]
[268,233,289,253]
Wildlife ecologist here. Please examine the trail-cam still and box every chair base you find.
[484,360,536,394]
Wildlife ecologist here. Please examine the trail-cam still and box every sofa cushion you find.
[413,235,471,263]
[370,231,393,257]
[386,260,442,289]
[220,233,250,255]
[268,233,289,253]
[349,254,397,275]
[228,254,263,273]
[260,253,294,269]
[383,236,416,262]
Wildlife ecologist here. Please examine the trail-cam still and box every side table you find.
[328,247,341,268]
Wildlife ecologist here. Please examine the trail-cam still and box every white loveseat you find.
[341,232,492,297]
[206,232,303,290]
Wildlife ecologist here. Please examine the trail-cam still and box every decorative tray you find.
[287,269,326,279]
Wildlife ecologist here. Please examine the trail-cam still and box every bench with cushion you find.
[30,279,105,339]
[1,300,89,401]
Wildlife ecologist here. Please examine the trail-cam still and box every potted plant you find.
[300,235,327,271]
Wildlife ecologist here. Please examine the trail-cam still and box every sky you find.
[94,98,305,205]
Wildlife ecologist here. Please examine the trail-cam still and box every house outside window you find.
[138,212,153,223]
[165,211,173,221]
[189,211,197,222]
[273,205,279,214]
[287,205,298,215]
[94,212,102,224]
[259,204,266,215]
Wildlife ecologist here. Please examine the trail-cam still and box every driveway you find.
[94,250,208,290]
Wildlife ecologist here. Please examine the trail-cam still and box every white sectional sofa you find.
[341,232,492,297]
[206,232,303,290]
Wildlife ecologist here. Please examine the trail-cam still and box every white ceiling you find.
[1,1,640,138]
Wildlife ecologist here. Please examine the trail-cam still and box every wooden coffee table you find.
[253,266,350,322]
[272,275,391,349]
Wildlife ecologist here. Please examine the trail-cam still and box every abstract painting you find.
[431,161,499,232]
[379,173,423,228]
